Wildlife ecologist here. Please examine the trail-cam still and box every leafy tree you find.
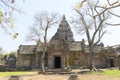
[8,51,17,56]
[72,0,120,71]
[5,51,17,57]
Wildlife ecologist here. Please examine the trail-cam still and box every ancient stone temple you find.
[17,15,117,70]
[48,15,76,69]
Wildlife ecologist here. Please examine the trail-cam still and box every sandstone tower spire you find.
[50,15,75,42]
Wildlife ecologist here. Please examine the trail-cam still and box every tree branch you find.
[76,10,91,43]
[94,30,106,45]
[106,23,120,26]
[108,10,120,17]
[1,0,15,10]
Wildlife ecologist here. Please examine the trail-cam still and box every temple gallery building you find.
[17,15,118,69]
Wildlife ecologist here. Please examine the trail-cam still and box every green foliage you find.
[103,70,120,76]
[5,51,17,57]
[0,71,37,77]
[10,51,17,54]
[0,54,4,60]
[90,70,120,76]
[0,51,17,60]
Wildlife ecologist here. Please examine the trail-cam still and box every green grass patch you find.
[90,70,120,76]
[0,71,37,77]
[103,70,120,76]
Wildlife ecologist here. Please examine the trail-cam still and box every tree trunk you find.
[89,45,96,71]
[41,37,46,72]
[41,27,48,72]
[41,50,45,72]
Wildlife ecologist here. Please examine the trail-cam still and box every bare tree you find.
[61,39,70,70]
[26,26,42,43]
[27,11,58,72]
[72,0,120,71]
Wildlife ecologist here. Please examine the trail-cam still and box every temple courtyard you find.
[21,74,120,80]
[0,69,120,80]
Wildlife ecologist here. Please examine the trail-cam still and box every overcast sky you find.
[0,0,120,53]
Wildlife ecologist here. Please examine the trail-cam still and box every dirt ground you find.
[22,74,120,80]
[1,69,120,80]
[1,74,120,80]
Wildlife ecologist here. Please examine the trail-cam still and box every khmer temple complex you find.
[17,15,119,70]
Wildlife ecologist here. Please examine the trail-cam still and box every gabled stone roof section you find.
[50,15,75,42]
[18,45,36,54]
[69,41,82,51]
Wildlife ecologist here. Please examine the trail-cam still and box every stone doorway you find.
[54,56,61,68]
[109,59,114,67]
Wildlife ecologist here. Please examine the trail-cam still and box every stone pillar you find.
[48,56,53,69]
[62,54,66,70]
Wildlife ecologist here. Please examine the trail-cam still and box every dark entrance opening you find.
[109,59,114,67]
[54,56,61,68]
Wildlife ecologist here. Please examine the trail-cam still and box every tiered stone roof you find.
[50,15,75,42]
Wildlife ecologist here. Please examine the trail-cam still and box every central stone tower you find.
[50,15,75,42]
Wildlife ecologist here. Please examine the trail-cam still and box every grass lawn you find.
[90,70,120,76]
[0,69,120,77]
[103,70,120,76]
[0,71,37,77]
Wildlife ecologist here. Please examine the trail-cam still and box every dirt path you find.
[1,74,120,80]
[22,74,120,80]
